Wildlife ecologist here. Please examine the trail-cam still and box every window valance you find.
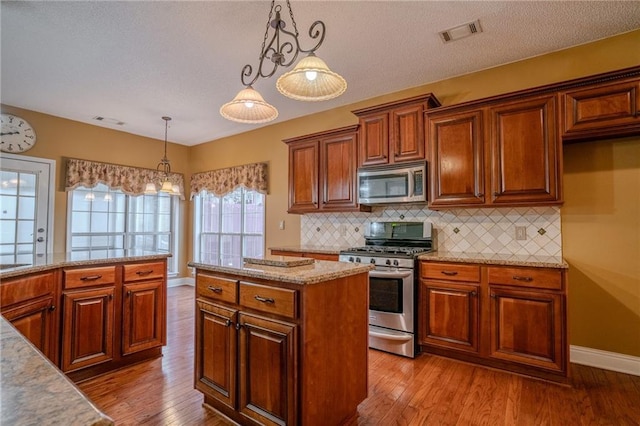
[65,158,186,200]
[190,162,268,199]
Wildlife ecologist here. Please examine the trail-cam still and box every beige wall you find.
[2,29,639,356]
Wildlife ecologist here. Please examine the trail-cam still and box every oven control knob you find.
[355,257,361,263]
[370,258,376,264]
[393,260,399,266]
[348,257,354,262]
[385,259,391,265]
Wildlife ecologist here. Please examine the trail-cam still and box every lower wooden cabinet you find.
[238,312,297,426]
[62,286,115,372]
[122,280,165,355]
[0,271,60,363]
[419,260,568,382]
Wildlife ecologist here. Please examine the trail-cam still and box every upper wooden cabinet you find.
[428,94,561,208]
[353,94,441,167]
[285,125,368,214]
[561,76,640,142]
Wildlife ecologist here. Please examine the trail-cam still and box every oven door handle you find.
[369,329,413,342]
[369,269,413,279]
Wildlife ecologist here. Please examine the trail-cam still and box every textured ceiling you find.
[1,1,639,146]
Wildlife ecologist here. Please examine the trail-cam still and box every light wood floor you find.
[79,285,640,425]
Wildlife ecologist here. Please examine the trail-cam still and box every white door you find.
[0,153,55,265]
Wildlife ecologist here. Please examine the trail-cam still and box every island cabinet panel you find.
[285,125,365,214]
[561,77,640,142]
[238,313,297,426]
[353,94,441,167]
[195,299,238,410]
[0,270,60,364]
[122,280,165,355]
[61,286,115,372]
[193,268,369,426]
[428,109,485,207]
[419,260,568,382]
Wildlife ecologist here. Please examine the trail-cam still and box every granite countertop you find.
[269,245,348,255]
[189,257,373,285]
[0,249,172,279]
[418,251,568,269]
[0,317,114,426]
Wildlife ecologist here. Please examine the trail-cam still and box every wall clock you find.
[1,113,37,153]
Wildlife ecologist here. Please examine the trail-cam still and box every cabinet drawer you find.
[420,262,480,283]
[197,274,238,304]
[239,282,297,319]
[123,262,165,282]
[63,266,116,289]
[0,271,56,308]
[487,267,563,290]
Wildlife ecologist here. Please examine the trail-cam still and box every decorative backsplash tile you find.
[300,205,562,257]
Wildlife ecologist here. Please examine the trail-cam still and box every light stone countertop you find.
[268,245,349,255]
[0,317,114,426]
[0,250,171,279]
[189,258,373,285]
[418,251,568,269]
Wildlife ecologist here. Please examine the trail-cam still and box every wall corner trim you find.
[168,277,195,288]
[570,345,640,376]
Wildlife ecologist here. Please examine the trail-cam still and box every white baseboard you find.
[168,276,195,287]
[570,345,640,376]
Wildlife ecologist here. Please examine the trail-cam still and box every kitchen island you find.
[1,316,114,425]
[189,256,373,426]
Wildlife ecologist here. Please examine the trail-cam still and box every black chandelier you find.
[220,0,347,124]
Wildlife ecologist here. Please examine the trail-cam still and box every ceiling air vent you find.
[92,116,125,126]
[439,19,483,43]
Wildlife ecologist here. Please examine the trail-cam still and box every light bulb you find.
[305,70,318,81]
[244,101,254,108]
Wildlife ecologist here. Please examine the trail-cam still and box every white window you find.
[193,187,265,268]
[67,183,179,274]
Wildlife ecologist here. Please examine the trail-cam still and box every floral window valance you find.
[190,162,268,199]
[65,158,186,200]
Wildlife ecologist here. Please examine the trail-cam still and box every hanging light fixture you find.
[150,116,180,197]
[220,0,346,123]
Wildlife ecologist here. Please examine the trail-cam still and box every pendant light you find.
[150,116,180,197]
[220,0,346,123]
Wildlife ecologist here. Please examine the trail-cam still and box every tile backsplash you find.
[300,205,562,257]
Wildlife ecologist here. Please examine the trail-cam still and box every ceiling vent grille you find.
[92,116,125,126]
[439,19,483,43]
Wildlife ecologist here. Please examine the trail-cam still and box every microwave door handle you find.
[369,269,413,279]
[408,171,415,197]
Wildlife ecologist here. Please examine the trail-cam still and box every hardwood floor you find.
[79,285,640,425]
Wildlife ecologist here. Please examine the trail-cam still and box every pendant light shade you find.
[276,54,347,101]
[220,86,279,124]
[144,182,158,195]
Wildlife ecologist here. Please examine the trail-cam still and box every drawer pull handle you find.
[254,295,275,304]
[207,286,223,293]
[513,275,533,282]
[441,271,458,276]
[80,275,102,281]
[136,270,154,275]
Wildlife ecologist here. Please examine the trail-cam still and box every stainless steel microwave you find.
[357,161,427,205]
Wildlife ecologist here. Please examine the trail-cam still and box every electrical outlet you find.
[339,225,347,237]
[279,220,285,230]
[515,226,527,241]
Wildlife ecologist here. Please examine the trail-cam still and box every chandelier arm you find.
[240,64,260,88]
[297,20,326,54]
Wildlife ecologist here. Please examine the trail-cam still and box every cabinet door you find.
[392,103,425,163]
[288,140,319,213]
[359,113,389,166]
[319,131,358,211]
[489,287,565,373]
[195,299,237,409]
[419,281,479,353]
[61,287,115,372]
[489,95,561,204]
[428,110,485,207]
[122,280,165,355]
[2,296,57,360]
[238,313,297,426]
[562,79,640,142]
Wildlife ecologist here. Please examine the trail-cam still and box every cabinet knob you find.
[127,290,131,297]
[490,293,496,299]
[470,291,477,297]
[224,319,232,327]
[476,193,484,197]
[235,322,242,330]
[49,305,56,312]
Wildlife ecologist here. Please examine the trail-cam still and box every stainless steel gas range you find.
[339,222,433,358]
